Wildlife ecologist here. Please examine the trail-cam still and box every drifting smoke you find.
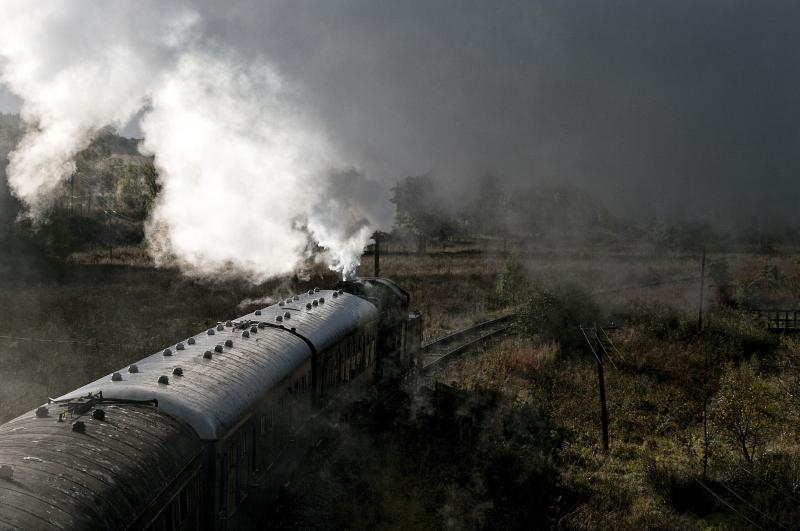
[0,1,388,281]
[4,0,800,273]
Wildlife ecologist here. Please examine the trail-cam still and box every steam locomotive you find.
[0,277,422,530]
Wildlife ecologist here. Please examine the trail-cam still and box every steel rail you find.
[418,314,516,373]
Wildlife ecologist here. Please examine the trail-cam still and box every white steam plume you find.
[0,1,389,280]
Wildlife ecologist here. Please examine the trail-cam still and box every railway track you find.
[418,314,516,373]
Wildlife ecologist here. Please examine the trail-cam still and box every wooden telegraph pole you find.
[698,247,706,332]
[595,327,610,453]
[581,325,610,453]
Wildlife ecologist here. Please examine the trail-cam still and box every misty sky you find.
[2,0,799,229]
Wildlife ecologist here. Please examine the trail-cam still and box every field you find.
[2,245,799,529]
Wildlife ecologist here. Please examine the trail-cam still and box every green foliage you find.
[114,159,160,219]
[712,359,779,463]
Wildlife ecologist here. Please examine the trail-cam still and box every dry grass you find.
[68,244,154,266]
[440,337,557,394]
[357,251,511,341]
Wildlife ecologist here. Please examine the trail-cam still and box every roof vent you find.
[242,330,250,338]
[258,322,267,329]
[72,421,86,433]
[111,372,123,381]
[284,311,291,319]
[188,338,196,345]
[338,289,344,295]
[36,406,49,418]
[314,287,320,293]
[255,310,262,316]
[214,344,223,353]
[306,303,312,310]
[176,342,185,351]
[163,348,173,357]
[286,298,292,304]
[293,295,300,301]
[203,351,213,359]
[250,326,257,333]
[312,300,319,307]
[308,289,314,295]
[216,324,224,331]
[207,329,215,335]
[319,297,325,304]
[92,409,105,421]
[226,321,233,327]
[172,367,183,376]
[129,364,139,373]
[279,301,285,306]
[332,292,338,298]
[158,375,169,385]
[0,465,13,481]
[276,315,283,322]
[224,339,233,347]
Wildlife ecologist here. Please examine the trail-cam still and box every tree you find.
[391,175,458,253]
[712,359,779,463]
[115,160,159,219]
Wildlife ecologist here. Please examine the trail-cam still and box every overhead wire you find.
[599,327,627,364]
[717,481,790,531]
[594,331,618,370]
[695,478,766,531]
[579,326,604,367]
[732,461,800,505]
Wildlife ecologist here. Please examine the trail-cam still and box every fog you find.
[1,1,798,279]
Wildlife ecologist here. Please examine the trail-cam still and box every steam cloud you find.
[2,0,800,272]
[0,1,388,281]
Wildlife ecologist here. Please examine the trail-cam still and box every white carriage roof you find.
[56,290,377,440]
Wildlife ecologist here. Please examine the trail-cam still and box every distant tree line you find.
[390,174,800,255]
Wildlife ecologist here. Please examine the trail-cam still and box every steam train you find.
[0,277,422,530]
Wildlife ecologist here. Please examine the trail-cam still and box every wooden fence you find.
[749,309,800,333]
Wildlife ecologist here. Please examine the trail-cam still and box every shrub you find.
[495,253,530,305]
[696,309,780,365]
[711,359,780,463]
[518,283,601,355]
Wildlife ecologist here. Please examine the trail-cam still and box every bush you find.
[495,253,530,305]
[712,359,779,463]
[518,283,601,355]
[698,310,780,365]
[627,303,683,340]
